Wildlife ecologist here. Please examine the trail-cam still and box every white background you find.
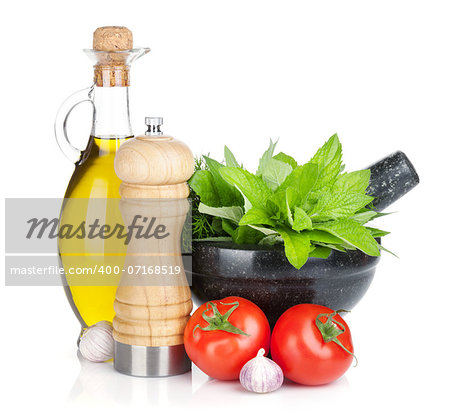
[1,0,448,413]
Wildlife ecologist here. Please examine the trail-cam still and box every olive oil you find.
[59,137,129,327]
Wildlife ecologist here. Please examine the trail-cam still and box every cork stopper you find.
[91,26,134,87]
[93,26,133,51]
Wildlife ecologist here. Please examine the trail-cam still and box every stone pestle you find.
[366,151,419,211]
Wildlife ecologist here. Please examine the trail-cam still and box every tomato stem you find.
[315,309,358,366]
[193,301,250,337]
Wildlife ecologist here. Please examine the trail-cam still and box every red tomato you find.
[271,304,354,386]
[184,296,271,380]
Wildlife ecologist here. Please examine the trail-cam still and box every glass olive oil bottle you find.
[55,26,149,328]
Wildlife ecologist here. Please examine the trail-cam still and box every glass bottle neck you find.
[91,86,133,139]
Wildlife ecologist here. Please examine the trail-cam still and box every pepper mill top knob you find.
[145,117,164,136]
[114,118,194,197]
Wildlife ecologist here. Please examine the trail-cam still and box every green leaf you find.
[366,227,391,238]
[260,158,293,191]
[198,203,244,224]
[224,146,240,167]
[303,230,344,245]
[313,219,380,256]
[256,139,278,176]
[219,167,273,211]
[254,140,293,191]
[292,207,313,231]
[221,219,236,236]
[188,170,221,207]
[379,244,398,257]
[276,226,311,269]
[232,225,266,244]
[309,246,332,258]
[270,163,319,221]
[211,217,223,233]
[277,163,319,202]
[285,188,295,225]
[314,242,348,252]
[333,170,371,194]
[350,210,380,224]
[239,207,276,226]
[204,156,244,207]
[309,191,374,221]
[310,134,341,167]
[309,134,343,190]
[273,152,298,169]
[248,225,278,236]
[258,234,283,246]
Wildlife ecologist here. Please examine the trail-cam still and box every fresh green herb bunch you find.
[189,135,390,269]
[190,156,217,240]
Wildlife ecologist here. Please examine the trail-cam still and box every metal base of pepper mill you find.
[114,341,191,377]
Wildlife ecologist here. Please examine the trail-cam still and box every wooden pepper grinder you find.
[113,117,194,377]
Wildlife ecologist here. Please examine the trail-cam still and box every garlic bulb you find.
[239,348,284,393]
[78,321,114,363]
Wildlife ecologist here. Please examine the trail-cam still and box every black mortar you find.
[190,241,380,328]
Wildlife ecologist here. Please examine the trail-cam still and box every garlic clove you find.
[78,320,114,363]
[239,348,284,393]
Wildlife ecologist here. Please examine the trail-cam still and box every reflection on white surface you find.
[68,351,193,406]
[190,372,350,408]
[68,351,350,408]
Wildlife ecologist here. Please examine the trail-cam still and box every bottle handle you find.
[54,86,94,163]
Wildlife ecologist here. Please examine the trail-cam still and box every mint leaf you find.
[189,170,221,207]
[276,226,311,269]
[256,139,278,176]
[309,134,343,190]
[366,227,390,237]
[211,217,224,233]
[270,163,319,220]
[204,156,243,207]
[285,188,295,225]
[309,246,332,258]
[240,207,276,226]
[258,234,283,246]
[219,167,273,211]
[292,207,312,231]
[260,159,293,191]
[269,187,295,225]
[273,152,298,169]
[277,163,319,202]
[221,218,236,236]
[350,209,393,224]
[313,219,380,256]
[333,170,371,194]
[233,225,265,244]
[309,191,374,221]
[303,230,344,245]
[350,210,379,224]
[248,225,278,236]
[379,244,398,257]
[254,140,293,191]
[314,242,348,252]
[198,203,244,224]
[224,146,240,167]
